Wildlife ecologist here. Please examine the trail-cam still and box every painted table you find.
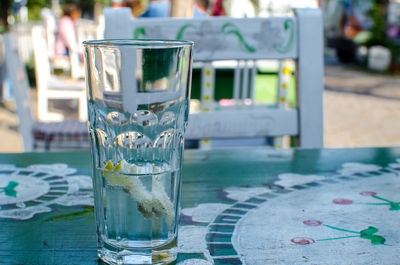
[1,147,400,264]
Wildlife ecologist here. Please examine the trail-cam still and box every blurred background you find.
[1,0,400,152]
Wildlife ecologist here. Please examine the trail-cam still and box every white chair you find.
[2,33,88,152]
[49,19,101,80]
[31,25,87,122]
[104,8,324,148]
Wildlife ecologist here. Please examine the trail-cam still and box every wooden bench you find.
[104,8,324,148]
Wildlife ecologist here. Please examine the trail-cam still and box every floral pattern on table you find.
[2,161,400,264]
[0,164,93,220]
[179,162,400,264]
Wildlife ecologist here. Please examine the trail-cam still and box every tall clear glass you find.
[83,40,193,264]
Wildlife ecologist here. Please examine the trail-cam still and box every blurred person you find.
[140,0,170,18]
[194,0,209,17]
[212,0,225,16]
[111,0,125,8]
[341,0,363,39]
[55,4,81,57]
[212,0,254,17]
[122,0,148,17]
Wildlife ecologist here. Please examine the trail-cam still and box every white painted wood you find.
[233,61,240,101]
[274,59,292,148]
[296,8,324,148]
[3,32,89,152]
[186,109,298,139]
[104,8,133,40]
[241,61,249,99]
[277,60,290,108]
[120,46,139,113]
[31,26,87,122]
[2,33,34,152]
[199,63,215,149]
[104,8,297,61]
[250,61,257,101]
[201,63,215,111]
[104,8,324,148]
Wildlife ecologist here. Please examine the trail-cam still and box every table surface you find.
[1,147,400,264]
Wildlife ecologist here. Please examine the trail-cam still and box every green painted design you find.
[360,226,378,236]
[320,225,386,245]
[389,202,400,210]
[356,203,390,205]
[273,19,295,54]
[222,23,256,53]
[371,195,392,203]
[323,224,359,234]
[176,23,197,40]
[357,195,400,210]
[316,235,359,241]
[133,27,146,39]
[0,181,18,197]
[360,226,386,245]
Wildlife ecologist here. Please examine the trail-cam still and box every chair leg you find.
[37,94,47,121]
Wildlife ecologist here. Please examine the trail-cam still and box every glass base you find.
[98,237,177,265]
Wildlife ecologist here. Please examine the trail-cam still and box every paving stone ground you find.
[1,65,400,152]
[324,66,400,148]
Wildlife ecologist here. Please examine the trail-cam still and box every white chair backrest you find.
[32,26,52,93]
[32,25,82,80]
[104,8,324,148]
[2,33,34,151]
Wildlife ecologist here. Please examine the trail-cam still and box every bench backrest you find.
[103,8,324,148]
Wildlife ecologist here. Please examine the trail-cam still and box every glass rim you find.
[83,39,194,48]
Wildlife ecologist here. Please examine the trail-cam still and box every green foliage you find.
[26,0,49,6]
[26,0,51,21]
[366,2,389,47]
[94,0,112,4]
[365,2,400,70]
[24,0,112,20]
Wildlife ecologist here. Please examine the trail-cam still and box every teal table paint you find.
[0,147,400,264]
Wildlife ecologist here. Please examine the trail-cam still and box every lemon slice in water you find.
[103,160,175,226]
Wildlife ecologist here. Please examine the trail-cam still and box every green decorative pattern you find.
[360,226,386,245]
[371,195,400,211]
[133,27,146,39]
[176,24,197,40]
[273,19,295,54]
[0,181,18,197]
[320,225,386,245]
[222,23,256,53]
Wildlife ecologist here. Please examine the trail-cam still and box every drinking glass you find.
[83,39,193,264]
